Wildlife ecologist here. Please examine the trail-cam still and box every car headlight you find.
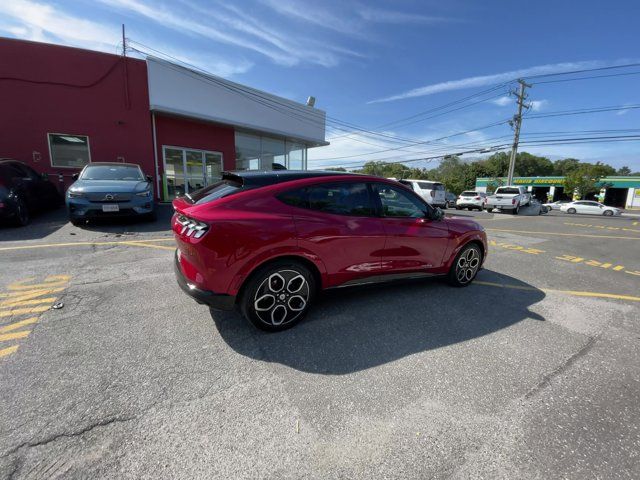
[136,190,151,197]
[67,190,85,198]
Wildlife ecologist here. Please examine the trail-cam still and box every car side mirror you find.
[72,173,79,181]
[429,207,444,221]
[146,175,153,182]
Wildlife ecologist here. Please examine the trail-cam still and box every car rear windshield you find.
[495,187,521,195]
[81,165,143,181]
[461,191,477,196]
[184,179,244,205]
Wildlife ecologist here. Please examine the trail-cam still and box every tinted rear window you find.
[495,187,521,195]
[461,191,477,196]
[186,180,244,205]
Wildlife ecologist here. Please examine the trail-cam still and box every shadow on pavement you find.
[211,270,545,375]
[0,204,174,241]
[0,206,67,242]
[77,204,174,235]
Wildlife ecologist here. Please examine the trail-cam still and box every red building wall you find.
[154,114,236,175]
[0,38,154,193]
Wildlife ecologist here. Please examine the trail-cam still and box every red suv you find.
[173,171,487,331]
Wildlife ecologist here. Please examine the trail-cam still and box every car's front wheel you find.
[567,208,576,214]
[13,196,30,227]
[240,260,316,332]
[447,243,482,287]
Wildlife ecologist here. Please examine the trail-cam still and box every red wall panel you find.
[154,114,236,174]
[0,38,154,193]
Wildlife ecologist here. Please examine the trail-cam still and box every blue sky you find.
[1,0,639,170]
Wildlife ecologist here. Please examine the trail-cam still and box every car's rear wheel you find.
[603,210,613,216]
[567,208,576,214]
[447,243,482,287]
[240,260,316,332]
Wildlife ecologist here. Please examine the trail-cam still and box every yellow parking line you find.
[486,228,640,240]
[0,306,51,318]
[0,345,19,358]
[0,288,65,299]
[475,281,640,302]
[0,317,38,333]
[0,237,174,252]
[0,298,56,308]
[121,241,175,251]
[0,330,31,342]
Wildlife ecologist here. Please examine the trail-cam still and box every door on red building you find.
[162,146,223,200]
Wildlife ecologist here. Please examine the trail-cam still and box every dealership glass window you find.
[261,136,286,170]
[287,142,305,170]
[235,132,261,170]
[48,134,91,168]
[235,132,308,171]
[162,146,223,200]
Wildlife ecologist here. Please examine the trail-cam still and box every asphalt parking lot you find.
[1,207,639,479]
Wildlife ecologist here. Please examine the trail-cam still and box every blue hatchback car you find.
[66,163,156,225]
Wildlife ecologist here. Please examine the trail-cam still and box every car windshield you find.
[461,191,477,196]
[81,165,143,181]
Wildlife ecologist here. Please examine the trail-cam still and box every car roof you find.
[83,162,142,168]
[399,178,441,183]
[221,170,358,187]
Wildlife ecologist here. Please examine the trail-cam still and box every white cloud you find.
[529,99,548,111]
[356,7,457,25]
[0,0,121,52]
[492,96,512,106]
[369,60,609,103]
[616,105,633,115]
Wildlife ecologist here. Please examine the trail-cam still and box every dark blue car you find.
[66,163,156,225]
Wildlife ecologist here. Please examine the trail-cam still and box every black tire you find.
[467,207,473,211]
[485,206,493,212]
[70,217,84,227]
[13,196,30,227]
[447,243,482,287]
[603,210,613,216]
[567,208,576,214]
[513,205,520,215]
[146,209,158,222]
[455,206,461,210]
[240,260,316,332]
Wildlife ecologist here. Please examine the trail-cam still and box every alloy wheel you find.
[455,247,481,284]
[253,270,310,326]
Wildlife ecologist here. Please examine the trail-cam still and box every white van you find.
[397,179,446,208]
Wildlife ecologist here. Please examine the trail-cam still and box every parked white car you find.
[543,200,570,210]
[560,201,622,216]
[397,179,446,208]
[456,191,487,211]
[485,186,532,214]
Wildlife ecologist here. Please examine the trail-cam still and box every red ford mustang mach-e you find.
[173,171,487,331]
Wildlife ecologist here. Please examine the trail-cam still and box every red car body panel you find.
[173,174,487,305]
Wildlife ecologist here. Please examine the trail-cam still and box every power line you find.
[531,70,640,85]
[523,62,640,80]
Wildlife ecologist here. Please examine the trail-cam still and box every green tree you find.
[617,166,632,175]
[564,162,615,199]
[553,158,580,176]
[513,152,554,176]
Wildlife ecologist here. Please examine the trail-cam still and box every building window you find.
[235,132,261,170]
[235,132,308,170]
[286,142,305,170]
[48,134,91,168]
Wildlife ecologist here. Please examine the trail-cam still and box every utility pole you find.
[506,79,531,185]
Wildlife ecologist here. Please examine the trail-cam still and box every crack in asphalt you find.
[2,415,136,459]
[524,335,598,400]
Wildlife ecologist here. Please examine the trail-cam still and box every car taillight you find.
[474,196,480,200]
[512,198,517,205]
[176,214,209,239]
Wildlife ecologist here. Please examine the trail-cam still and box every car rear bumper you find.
[174,250,236,310]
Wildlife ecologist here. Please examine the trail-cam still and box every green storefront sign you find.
[476,176,640,188]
